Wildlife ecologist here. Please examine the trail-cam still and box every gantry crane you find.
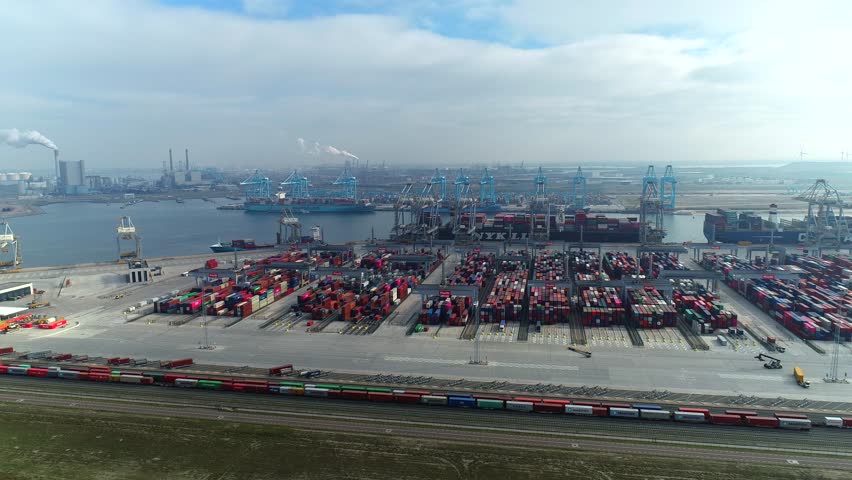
[531,166,550,240]
[392,181,416,240]
[0,219,21,270]
[116,216,142,261]
[639,178,664,244]
[479,168,495,205]
[280,170,310,199]
[277,208,302,245]
[660,165,677,210]
[240,170,271,199]
[571,166,587,210]
[431,169,447,203]
[332,165,358,199]
[794,179,851,250]
[642,165,658,199]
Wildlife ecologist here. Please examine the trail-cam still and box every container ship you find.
[703,205,843,244]
[210,239,277,253]
[244,197,375,214]
[436,211,653,242]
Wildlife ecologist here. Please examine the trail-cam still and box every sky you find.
[2,0,851,172]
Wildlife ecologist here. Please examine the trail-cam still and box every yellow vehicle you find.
[793,366,811,388]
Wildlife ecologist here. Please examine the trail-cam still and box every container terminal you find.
[1,167,852,463]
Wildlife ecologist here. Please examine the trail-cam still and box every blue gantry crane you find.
[660,165,677,210]
[571,166,586,209]
[534,166,547,197]
[454,168,471,201]
[280,170,309,198]
[479,168,495,204]
[642,165,658,199]
[333,165,358,199]
[431,169,447,202]
[240,170,271,199]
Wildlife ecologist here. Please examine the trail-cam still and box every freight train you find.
[3,363,849,431]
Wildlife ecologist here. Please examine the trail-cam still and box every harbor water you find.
[12,200,710,267]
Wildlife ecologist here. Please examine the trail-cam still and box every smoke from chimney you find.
[1,128,58,151]
[169,149,174,172]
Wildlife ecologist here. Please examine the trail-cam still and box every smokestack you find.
[185,149,189,171]
[769,203,779,227]
[169,149,174,172]
[54,150,59,180]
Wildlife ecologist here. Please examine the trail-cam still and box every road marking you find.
[786,459,799,465]
[32,322,82,340]
[718,373,784,382]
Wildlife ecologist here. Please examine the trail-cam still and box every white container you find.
[825,416,844,428]
[564,405,593,415]
[174,378,198,387]
[119,374,143,384]
[304,387,329,397]
[609,407,640,418]
[778,418,811,430]
[421,395,448,406]
[639,409,671,420]
[673,411,706,423]
[505,400,534,412]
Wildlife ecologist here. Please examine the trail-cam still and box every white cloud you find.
[0,0,850,170]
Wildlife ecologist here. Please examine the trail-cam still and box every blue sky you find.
[2,0,852,169]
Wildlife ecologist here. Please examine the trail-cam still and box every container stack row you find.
[420,295,472,326]
[529,285,570,324]
[446,250,495,286]
[299,275,415,323]
[627,287,677,328]
[481,258,528,323]
[604,252,641,279]
[639,253,688,279]
[568,250,609,281]
[576,287,625,326]
[533,250,566,282]
[672,281,738,334]
[745,277,851,341]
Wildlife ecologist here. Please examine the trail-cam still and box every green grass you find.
[0,403,847,480]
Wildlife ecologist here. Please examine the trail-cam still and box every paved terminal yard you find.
[1,244,851,407]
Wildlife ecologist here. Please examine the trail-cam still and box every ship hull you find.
[245,203,376,213]
[437,227,640,243]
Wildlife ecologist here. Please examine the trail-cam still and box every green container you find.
[313,384,341,391]
[340,385,367,391]
[476,399,504,410]
[366,387,392,393]
[197,380,222,389]
[415,324,424,333]
[280,381,304,388]
[142,372,165,382]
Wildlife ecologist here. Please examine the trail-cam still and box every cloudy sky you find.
[2,0,851,171]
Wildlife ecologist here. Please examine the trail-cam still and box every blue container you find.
[448,396,476,408]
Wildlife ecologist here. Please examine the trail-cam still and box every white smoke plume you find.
[1,128,58,151]
[298,137,358,159]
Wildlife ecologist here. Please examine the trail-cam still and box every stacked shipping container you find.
[481,257,528,323]
[672,281,738,333]
[627,287,677,328]
[576,287,625,326]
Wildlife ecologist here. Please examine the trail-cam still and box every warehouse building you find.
[0,282,33,302]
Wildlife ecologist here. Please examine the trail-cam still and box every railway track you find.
[1,376,850,455]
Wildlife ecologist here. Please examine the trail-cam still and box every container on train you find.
[745,416,780,428]
[505,401,534,412]
[421,395,448,406]
[631,403,662,410]
[639,409,672,420]
[476,398,505,410]
[778,418,811,430]
[673,411,707,423]
[174,378,198,387]
[709,414,743,425]
[564,404,594,415]
[448,396,476,408]
[609,407,640,418]
[304,387,330,398]
[532,402,563,414]
[825,416,844,428]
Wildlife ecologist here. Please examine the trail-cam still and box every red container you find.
[514,396,542,403]
[572,401,601,407]
[393,393,422,404]
[88,373,110,382]
[843,418,852,427]
[0,347,14,355]
[0,365,8,374]
[367,392,394,402]
[164,374,185,383]
[709,414,742,425]
[745,416,780,428]
[678,407,710,417]
[165,358,193,369]
[342,390,369,400]
[601,402,631,409]
[542,399,572,406]
[591,407,608,416]
[26,367,49,377]
[532,403,563,414]
[268,364,294,376]
[725,410,757,417]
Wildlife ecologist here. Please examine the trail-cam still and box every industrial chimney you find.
[169,149,174,172]
[185,149,189,171]
[54,150,59,181]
